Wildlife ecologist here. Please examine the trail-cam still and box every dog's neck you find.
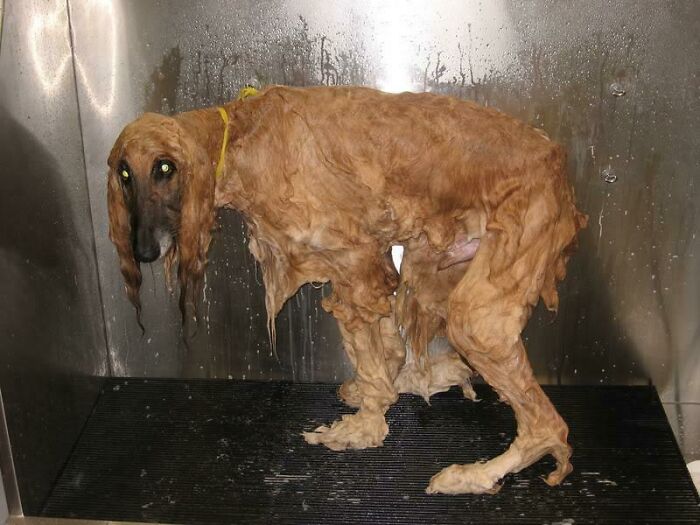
[175,106,232,176]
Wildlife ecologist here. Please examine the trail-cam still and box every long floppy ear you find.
[175,124,217,325]
[106,161,144,331]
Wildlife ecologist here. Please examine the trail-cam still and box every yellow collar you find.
[214,86,259,180]
[215,107,229,180]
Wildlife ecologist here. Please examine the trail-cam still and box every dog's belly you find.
[438,234,480,269]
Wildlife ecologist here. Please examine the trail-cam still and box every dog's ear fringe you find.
[175,121,217,335]
[107,171,145,333]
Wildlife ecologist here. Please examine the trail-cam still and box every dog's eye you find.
[155,159,176,179]
[118,163,131,183]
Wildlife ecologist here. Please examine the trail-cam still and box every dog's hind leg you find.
[304,316,399,450]
[427,335,572,494]
[427,185,579,494]
[393,238,476,403]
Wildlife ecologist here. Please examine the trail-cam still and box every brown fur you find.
[107,86,587,493]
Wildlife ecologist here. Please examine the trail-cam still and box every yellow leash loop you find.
[238,86,259,100]
[215,86,259,180]
[215,107,229,180]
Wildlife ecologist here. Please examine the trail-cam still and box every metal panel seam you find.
[0,389,22,518]
[65,0,113,378]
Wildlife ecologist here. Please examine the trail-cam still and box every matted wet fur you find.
[108,86,587,494]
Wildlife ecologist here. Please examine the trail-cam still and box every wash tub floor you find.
[42,379,700,524]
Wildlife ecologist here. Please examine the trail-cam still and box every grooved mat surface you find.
[43,380,700,524]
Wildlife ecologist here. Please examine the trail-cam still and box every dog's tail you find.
[540,153,588,313]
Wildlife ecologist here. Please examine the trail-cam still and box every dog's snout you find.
[134,242,160,263]
[134,228,161,263]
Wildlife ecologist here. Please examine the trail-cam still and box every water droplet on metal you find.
[601,165,617,183]
[609,82,626,97]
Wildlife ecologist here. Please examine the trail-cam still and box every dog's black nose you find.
[134,243,160,263]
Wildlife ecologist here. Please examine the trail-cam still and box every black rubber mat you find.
[42,379,700,524]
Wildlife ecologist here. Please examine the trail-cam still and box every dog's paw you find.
[543,448,573,487]
[426,463,503,495]
[303,411,388,451]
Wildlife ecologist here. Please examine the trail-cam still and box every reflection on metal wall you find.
[68,1,698,450]
[0,0,109,514]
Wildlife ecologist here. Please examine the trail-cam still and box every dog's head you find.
[107,112,217,326]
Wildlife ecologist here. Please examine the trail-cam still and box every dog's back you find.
[229,85,583,260]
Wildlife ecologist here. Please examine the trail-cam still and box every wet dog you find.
[108,86,586,493]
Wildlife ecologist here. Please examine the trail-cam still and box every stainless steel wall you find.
[0,0,109,515]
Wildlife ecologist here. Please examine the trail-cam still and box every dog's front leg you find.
[304,317,399,450]
[339,300,405,408]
